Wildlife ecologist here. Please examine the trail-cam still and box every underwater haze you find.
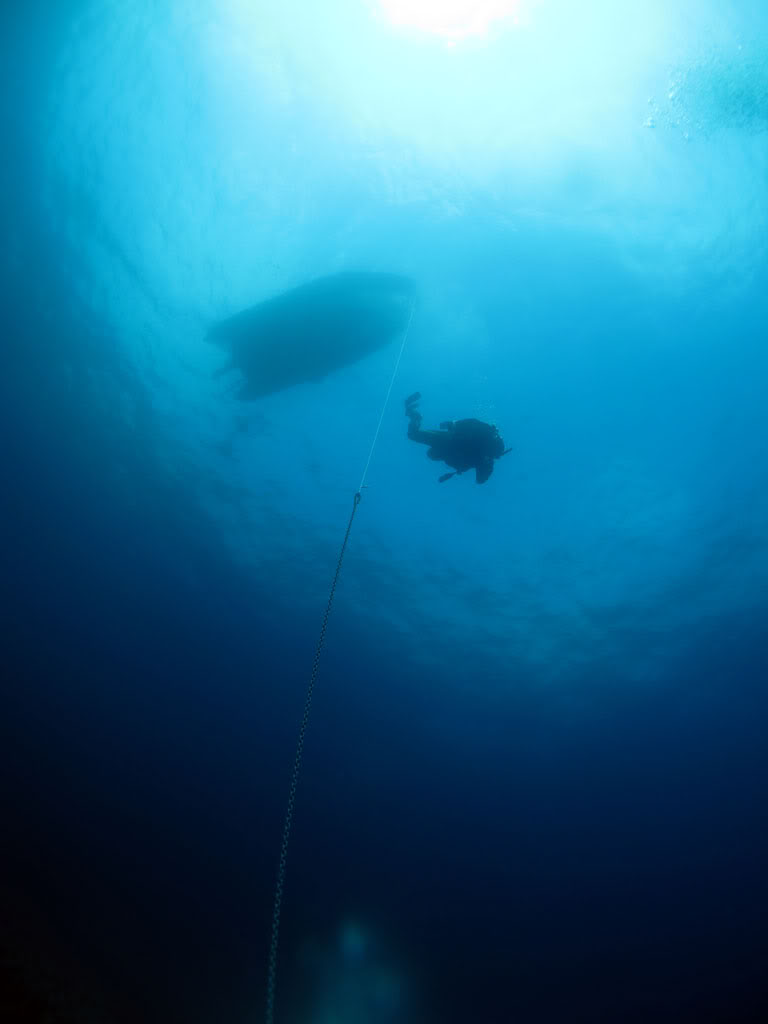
[2,0,768,1021]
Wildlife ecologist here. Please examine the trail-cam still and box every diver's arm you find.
[475,458,494,484]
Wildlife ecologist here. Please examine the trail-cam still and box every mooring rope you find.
[358,299,415,493]
[265,300,416,1024]
[264,490,361,1024]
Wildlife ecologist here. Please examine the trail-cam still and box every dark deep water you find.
[3,2,768,1022]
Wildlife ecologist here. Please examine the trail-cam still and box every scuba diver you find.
[405,392,510,484]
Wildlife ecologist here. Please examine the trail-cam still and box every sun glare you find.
[378,0,521,41]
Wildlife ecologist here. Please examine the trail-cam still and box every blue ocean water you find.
[2,1,767,1021]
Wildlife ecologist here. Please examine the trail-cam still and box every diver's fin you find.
[405,391,421,406]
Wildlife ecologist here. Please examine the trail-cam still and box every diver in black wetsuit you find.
[405,392,509,483]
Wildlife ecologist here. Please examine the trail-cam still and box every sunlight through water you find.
[377,0,522,40]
